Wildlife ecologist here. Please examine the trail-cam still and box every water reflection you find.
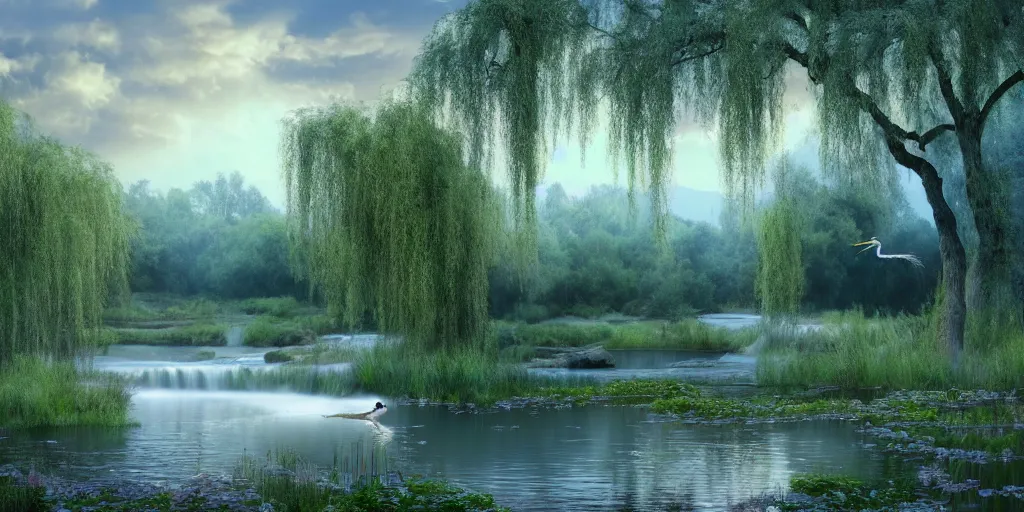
[0,390,903,511]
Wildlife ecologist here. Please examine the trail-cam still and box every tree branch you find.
[980,69,1024,129]
[907,123,956,151]
[671,41,725,67]
[783,43,918,147]
[928,44,966,121]
[586,21,617,41]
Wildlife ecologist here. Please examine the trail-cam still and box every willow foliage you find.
[410,0,1023,317]
[755,160,804,317]
[0,100,133,365]
[281,101,501,349]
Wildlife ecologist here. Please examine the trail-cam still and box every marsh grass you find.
[236,296,306,318]
[236,449,509,512]
[107,323,228,346]
[243,315,338,347]
[755,310,1024,391]
[497,320,757,353]
[0,356,134,429]
[351,342,539,404]
[102,297,221,324]
[275,344,362,365]
[0,477,46,512]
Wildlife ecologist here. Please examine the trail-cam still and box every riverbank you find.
[0,357,134,430]
[0,459,509,512]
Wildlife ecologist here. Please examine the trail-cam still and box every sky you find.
[0,0,924,213]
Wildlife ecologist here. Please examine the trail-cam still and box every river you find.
[0,314,939,510]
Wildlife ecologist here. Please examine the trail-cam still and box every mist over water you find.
[0,387,898,511]
[0,318,918,512]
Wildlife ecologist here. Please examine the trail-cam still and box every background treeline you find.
[124,172,302,299]
[126,168,941,322]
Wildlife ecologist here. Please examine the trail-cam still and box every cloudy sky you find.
[0,0,830,209]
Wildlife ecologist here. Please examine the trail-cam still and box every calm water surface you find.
[1,388,901,511]
[0,322,915,511]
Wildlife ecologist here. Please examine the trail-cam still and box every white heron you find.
[852,237,924,269]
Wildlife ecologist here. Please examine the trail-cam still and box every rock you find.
[526,346,615,369]
[669,360,719,368]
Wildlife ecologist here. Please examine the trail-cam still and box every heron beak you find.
[857,245,874,255]
[851,240,874,247]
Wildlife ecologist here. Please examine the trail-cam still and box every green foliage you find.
[489,180,938,324]
[410,0,592,247]
[103,297,221,325]
[756,310,1024,390]
[238,451,510,512]
[0,356,134,429]
[109,323,228,346]
[243,316,317,347]
[497,320,757,352]
[783,474,916,511]
[755,197,804,317]
[0,100,133,364]
[237,296,303,317]
[264,349,294,364]
[0,477,46,512]
[351,342,536,404]
[281,100,501,349]
[123,175,300,299]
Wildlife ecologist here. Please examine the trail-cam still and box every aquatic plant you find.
[0,356,134,429]
[107,323,229,347]
[242,316,318,347]
[281,100,501,350]
[0,100,133,364]
[784,473,917,511]
[0,476,46,512]
[756,310,1024,391]
[495,320,757,353]
[351,341,537,404]
[237,450,510,512]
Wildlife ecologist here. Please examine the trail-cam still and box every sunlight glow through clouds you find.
[1,0,823,210]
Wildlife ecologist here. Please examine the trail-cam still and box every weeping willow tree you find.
[0,100,133,366]
[281,100,501,350]
[409,0,1024,360]
[756,160,805,318]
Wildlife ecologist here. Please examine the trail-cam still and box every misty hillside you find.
[538,181,931,226]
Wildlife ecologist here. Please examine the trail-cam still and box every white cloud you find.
[48,52,120,109]
[53,19,121,52]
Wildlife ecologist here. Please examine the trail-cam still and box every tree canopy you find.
[0,100,132,364]
[281,100,502,348]
[409,0,1024,355]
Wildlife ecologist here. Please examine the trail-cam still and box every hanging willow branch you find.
[0,100,133,365]
[755,158,804,318]
[281,100,502,349]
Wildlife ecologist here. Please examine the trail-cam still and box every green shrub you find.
[109,323,228,346]
[243,317,316,347]
[264,350,294,364]
[0,356,134,429]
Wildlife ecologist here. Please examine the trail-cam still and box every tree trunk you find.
[957,122,1018,327]
[919,164,968,362]
[886,141,967,362]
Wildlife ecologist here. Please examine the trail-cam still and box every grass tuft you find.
[106,323,228,346]
[243,315,338,347]
[755,310,1024,391]
[351,342,537,405]
[497,320,757,352]
[0,356,135,429]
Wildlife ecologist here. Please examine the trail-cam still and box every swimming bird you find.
[323,402,387,423]
[852,237,924,269]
